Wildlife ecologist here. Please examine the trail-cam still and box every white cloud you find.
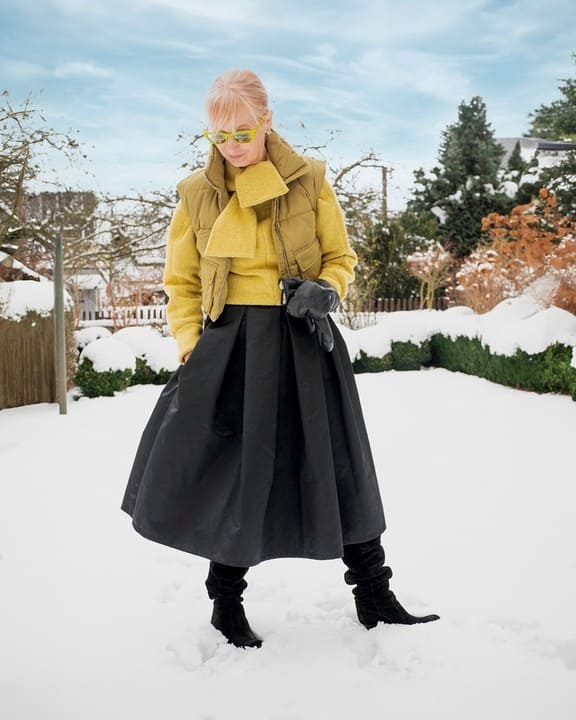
[300,44,338,69]
[0,59,47,78]
[324,0,490,45]
[349,48,473,103]
[475,0,576,51]
[2,58,113,82]
[136,39,209,57]
[142,0,263,22]
[54,61,115,78]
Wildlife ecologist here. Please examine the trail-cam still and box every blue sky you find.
[1,0,575,211]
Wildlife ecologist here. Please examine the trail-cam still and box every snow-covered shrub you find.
[73,326,112,354]
[344,294,576,398]
[112,326,178,385]
[406,242,453,309]
[112,326,161,357]
[75,338,136,398]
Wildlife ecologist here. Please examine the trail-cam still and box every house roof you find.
[497,136,576,167]
[0,251,48,282]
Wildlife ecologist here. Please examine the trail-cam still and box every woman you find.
[121,69,439,649]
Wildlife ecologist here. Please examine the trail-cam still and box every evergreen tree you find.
[507,140,525,173]
[439,96,505,188]
[409,96,512,257]
[527,54,576,140]
[539,151,576,219]
[352,208,436,308]
[525,54,576,219]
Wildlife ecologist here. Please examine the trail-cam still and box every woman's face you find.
[211,105,272,168]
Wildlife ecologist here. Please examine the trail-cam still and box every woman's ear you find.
[264,109,273,132]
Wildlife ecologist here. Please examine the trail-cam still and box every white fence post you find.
[79,304,167,326]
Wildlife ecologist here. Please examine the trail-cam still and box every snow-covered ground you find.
[1,369,575,720]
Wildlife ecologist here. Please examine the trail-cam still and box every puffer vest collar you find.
[204,130,311,207]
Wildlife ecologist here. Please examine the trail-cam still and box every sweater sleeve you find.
[315,179,358,300]
[163,200,203,364]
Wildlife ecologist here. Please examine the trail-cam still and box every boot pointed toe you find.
[356,590,440,628]
[211,602,263,649]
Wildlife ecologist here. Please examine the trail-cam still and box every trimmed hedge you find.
[391,340,432,371]
[131,357,173,386]
[75,358,133,398]
[74,354,174,398]
[430,334,576,399]
[353,350,393,373]
[351,332,576,400]
[353,340,431,373]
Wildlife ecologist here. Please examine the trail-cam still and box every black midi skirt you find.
[121,305,386,567]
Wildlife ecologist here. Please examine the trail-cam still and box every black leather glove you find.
[281,277,339,352]
[283,277,340,319]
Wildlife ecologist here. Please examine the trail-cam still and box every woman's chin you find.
[225,155,246,167]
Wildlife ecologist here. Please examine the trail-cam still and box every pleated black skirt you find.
[121,305,386,567]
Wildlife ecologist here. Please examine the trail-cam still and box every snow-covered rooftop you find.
[0,280,73,320]
[0,251,48,282]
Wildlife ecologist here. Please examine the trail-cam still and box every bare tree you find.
[0,91,87,259]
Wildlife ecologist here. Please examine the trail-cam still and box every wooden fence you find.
[364,297,450,312]
[0,314,56,410]
[79,298,449,327]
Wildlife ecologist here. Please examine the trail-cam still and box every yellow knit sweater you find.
[164,159,357,362]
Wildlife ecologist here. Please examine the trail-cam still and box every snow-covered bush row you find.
[73,283,576,399]
[339,292,576,399]
[74,326,179,398]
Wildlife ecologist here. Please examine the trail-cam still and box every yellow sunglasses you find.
[203,116,265,145]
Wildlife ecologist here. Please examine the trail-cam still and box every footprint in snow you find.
[545,639,576,671]
[157,579,184,603]
[489,616,576,670]
[0,440,20,452]
[165,627,219,671]
[313,595,349,614]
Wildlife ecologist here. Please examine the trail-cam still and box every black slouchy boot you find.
[343,538,440,629]
[205,561,262,649]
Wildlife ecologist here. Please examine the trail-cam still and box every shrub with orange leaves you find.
[455,246,537,313]
[548,234,576,313]
[456,189,576,313]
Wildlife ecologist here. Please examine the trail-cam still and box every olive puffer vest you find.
[176,130,326,320]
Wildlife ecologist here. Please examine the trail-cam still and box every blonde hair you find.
[206,69,269,130]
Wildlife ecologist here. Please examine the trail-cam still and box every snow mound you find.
[112,326,179,372]
[79,337,136,373]
[113,326,163,357]
[146,336,178,373]
[74,326,112,350]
